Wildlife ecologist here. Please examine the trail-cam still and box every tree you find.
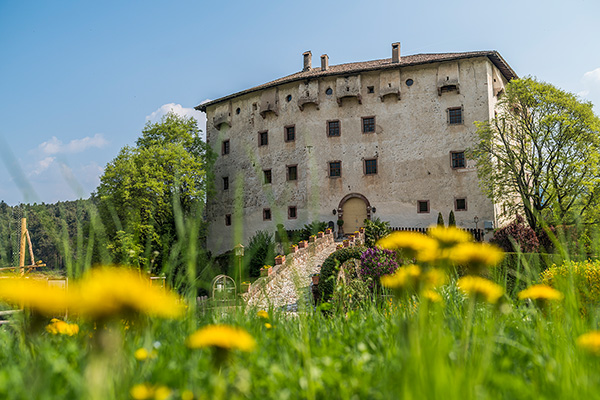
[437,212,445,227]
[95,112,214,272]
[448,211,456,226]
[471,77,600,233]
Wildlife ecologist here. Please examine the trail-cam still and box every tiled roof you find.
[197,51,517,111]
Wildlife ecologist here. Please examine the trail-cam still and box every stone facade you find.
[198,44,517,255]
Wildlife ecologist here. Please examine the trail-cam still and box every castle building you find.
[197,43,517,255]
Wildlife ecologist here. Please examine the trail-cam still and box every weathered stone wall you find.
[205,57,506,254]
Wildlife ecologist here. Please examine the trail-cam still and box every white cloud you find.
[146,102,208,139]
[37,133,108,156]
[583,68,600,85]
[30,156,56,176]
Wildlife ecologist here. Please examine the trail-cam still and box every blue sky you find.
[1,0,599,206]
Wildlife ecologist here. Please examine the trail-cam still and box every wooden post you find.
[19,218,26,275]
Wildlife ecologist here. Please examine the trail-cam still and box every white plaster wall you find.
[206,57,504,254]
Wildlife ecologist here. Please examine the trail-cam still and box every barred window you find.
[263,169,272,184]
[448,107,463,125]
[287,165,298,181]
[329,161,341,178]
[327,120,340,137]
[362,116,376,133]
[418,200,430,213]
[364,159,378,175]
[451,151,466,169]
[455,198,467,211]
[259,131,268,146]
[285,125,295,142]
[222,140,230,155]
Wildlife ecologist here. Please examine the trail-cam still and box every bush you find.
[359,247,399,289]
[301,221,328,241]
[246,231,275,278]
[448,211,456,226]
[320,246,366,301]
[490,215,539,253]
[541,259,600,310]
[363,217,391,247]
[437,212,445,227]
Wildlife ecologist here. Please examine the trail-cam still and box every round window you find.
[406,79,414,87]
[236,108,241,115]
[325,88,333,95]
[286,94,292,102]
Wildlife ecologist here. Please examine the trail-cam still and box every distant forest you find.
[0,199,95,271]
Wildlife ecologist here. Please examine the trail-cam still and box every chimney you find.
[321,54,329,71]
[303,51,312,71]
[392,42,401,63]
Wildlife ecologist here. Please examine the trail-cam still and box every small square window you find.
[440,85,458,93]
[288,206,297,219]
[223,177,229,190]
[364,159,378,175]
[263,208,271,221]
[367,86,375,93]
[327,120,340,137]
[222,140,230,155]
[329,161,341,178]
[285,125,295,142]
[287,165,298,181]
[263,169,272,184]
[451,151,466,169]
[225,214,232,226]
[417,200,430,214]
[448,107,463,125]
[455,198,467,211]
[259,131,268,146]
[362,116,376,133]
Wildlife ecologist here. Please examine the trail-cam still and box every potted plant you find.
[241,281,251,292]
[348,234,355,243]
[359,227,365,234]
[337,219,344,228]
[325,228,332,235]
[311,273,320,285]
[309,235,316,243]
[290,244,299,253]
[343,239,350,248]
[354,230,360,236]
[317,231,324,238]
[298,240,308,249]
[336,244,343,250]
[275,255,285,265]
[260,265,273,277]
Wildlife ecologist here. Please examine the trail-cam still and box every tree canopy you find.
[471,77,600,232]
[95,112,214,269]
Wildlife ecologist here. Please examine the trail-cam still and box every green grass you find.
[1,270,600,400]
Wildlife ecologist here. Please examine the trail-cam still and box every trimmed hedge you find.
[320,246,366,301]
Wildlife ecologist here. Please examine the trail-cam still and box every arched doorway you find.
[338,193,371,235]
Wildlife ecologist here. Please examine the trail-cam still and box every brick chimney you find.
[303,51,312,71]
[321,54,329,71]
[392,42,401,63]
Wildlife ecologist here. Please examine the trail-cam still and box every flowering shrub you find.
[359,248,400,289]
[490,215,540,253]
[541,260,600,309]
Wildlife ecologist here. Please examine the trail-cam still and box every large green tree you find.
[95,112,214,271]
[471,77,600,232]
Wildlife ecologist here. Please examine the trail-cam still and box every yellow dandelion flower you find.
[518,284,563,301]
[0,278,70,317]
[256,310,269,319]
[423,290,443,303]
[74,267,185,320]
[428,226,472,248]
[265,323,272,329]
[181,390,194,400]
[45,319,79,336]
[381,264,422,291]
[377,232,439,261]
[134,348,150,361]
[154,386,171,400]
[186,325,256,352]
[130,383,154,400]
[450,242,504,273]
[577,331,600,356]
[458,276,504,304]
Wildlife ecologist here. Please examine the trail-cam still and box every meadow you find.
[1,226,600,400]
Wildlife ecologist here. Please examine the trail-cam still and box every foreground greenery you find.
[1,265,600,399]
